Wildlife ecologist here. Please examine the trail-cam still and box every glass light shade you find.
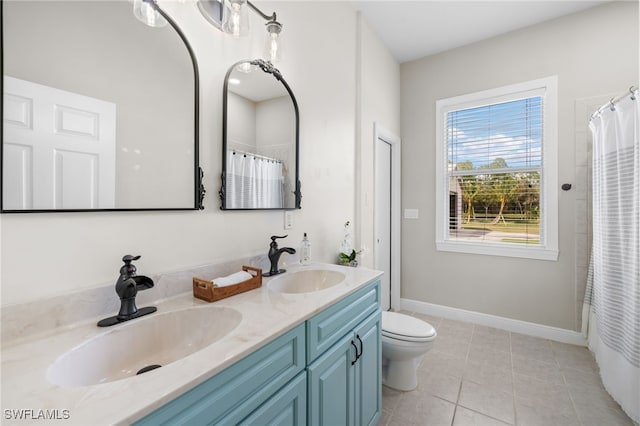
[222,0,250,38]
[235,62,256,73]
[264,21,282,63]
[133,0,167,28]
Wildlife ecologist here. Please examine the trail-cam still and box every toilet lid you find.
[381,311,436,342]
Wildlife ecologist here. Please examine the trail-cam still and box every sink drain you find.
[136,364,162,375]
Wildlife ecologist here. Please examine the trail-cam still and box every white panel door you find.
[375,138,392,311]
[3,76,116,209]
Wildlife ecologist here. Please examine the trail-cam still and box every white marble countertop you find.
[1,263,382,425]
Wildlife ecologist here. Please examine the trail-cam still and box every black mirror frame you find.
[0,0,206,213]
[220,59,301,211]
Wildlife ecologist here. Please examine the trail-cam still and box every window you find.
[435,77,558,260]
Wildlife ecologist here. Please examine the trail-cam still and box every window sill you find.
[436,240,559,261]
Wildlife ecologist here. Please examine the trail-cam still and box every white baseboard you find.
[401,298,587,347]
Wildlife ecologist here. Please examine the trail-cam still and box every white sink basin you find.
[268,269,346,294]
[47,306,242,387]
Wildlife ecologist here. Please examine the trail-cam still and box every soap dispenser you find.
[300,233,311,265]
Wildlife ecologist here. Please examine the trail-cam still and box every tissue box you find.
[193,265,262,302]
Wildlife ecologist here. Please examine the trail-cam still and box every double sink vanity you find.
[0,2,379,424]
[1,263,382,425]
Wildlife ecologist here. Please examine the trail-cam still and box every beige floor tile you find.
[509,332,548,346]
[515,398,580,426]
[464,361,513,394]
[380,325,635,426]
[420,349,468,378]
[512,373,571,402]
[382,385,403,413]
[467,345,512,369]
[574,400,636,426]
[510,334,555,364]
[391,392,456,426]
[458,380,515,424]
[434,335,472,357]
[416,369,462,403]
[452,406,510,425]
[550,341,588,355]
[438,319,475,341]
[411,312,442,328]
[470,332,510,353]
[568,382,626,411]
[377,409,391,426]
[473,326,509,338]
[553,347,598,372]
[512,354,564,384]
[562,365,602,388]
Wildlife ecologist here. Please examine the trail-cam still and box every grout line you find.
[509,331,518,426]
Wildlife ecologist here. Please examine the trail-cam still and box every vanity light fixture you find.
[133,0,167,28]
[199,0,284,63]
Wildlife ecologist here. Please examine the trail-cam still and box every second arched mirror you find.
[220,59,300,210]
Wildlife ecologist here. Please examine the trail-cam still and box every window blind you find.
[446,97,544,245]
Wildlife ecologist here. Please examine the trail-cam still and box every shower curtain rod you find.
[229,149,281,163]
[591,85,638,119]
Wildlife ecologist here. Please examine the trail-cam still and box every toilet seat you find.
[381,311,436,343]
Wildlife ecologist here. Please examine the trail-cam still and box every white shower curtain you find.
[226,150,284,209]
[582,91,639,423]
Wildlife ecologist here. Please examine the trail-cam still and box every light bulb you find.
[231,7,241,37]
[264,21,283,63]
[222,0,249,38]
[268,33,279,62]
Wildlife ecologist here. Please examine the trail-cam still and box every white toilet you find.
[381,311,437,391]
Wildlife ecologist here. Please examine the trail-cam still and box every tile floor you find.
[378,312,635,426]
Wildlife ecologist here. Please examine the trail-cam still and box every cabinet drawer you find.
[134,324,305,426]
[306,280,380,363]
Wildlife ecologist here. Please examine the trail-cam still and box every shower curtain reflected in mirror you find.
[225,150,284,209]
[582,89,639,423]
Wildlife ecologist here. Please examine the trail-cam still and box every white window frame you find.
[435,76,558,261]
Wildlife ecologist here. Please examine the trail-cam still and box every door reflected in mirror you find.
[2,0,201,212]
[221,60,300,210]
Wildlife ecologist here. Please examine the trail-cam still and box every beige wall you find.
[400,2,639,330]
[0,1,367,305]
[356,14,401,267]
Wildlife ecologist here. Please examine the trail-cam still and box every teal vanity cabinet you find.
[134,280,381,426]
[307,282,381,426]
[133,325,306,425]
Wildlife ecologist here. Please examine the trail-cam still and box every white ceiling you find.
[351,0,609,63]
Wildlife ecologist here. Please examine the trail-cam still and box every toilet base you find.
[382,358,421,391]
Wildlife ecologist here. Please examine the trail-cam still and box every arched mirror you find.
[1,0,204,212]
[220,59,300,210]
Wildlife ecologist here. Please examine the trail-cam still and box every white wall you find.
[356,13,401,267]
[400,2,638,330]
[0,1,361,305]
[227,91,257,149]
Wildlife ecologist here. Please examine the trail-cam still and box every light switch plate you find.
[404,209,419,219]
[284,211,293,229]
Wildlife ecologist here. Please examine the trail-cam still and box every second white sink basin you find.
[268,269,346,294]
[47,305,242,387]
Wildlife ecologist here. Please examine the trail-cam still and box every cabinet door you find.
[307,333,356,426]
[240,372,307,426]
[354,312,382,426]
